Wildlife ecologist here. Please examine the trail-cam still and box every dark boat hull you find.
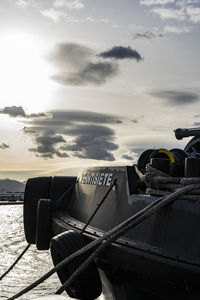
[52,211,200,300]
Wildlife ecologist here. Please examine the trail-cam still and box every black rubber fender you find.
[50,230,102,300]
[36,199,52,250]
[23,177,52,244]
[137,149,154,173]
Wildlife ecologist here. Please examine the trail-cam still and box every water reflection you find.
[0,205,67,299]
[0,205,108,300]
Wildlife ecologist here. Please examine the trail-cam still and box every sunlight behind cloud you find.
[0,31,54,112]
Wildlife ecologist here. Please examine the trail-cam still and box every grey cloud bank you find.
[48,42,119,86]
[0,106,26,118]
[23,109,122,160]
[149,90,200,105]
[0,106,50,119]
[48,43,143,86]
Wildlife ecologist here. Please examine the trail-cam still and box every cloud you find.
[48,42,119,86]
[176,0,200,6]
[150,7,187,20]
[193,122,200,126]
[41,8,67,22]
[187,6,200,23]
[27,112,52,119]
[47,110,123,125]
[149,90,200,105]
[120,146,147,162]
[140,0,200,29]
[0,143,9,150]
[61,125,118,161]
[0,106,51,119]
[140,0,175,5]
[29,134,68,159]
[23,109,122,160]
[98,46,143,61]
[53,0,84,10]
[121,154,134,161]
[133,31,164,40]
[0,106,26,118]
[48,43,94,68]
[52,62,118,86]
[164,25,193,33]
[15,0,37,8]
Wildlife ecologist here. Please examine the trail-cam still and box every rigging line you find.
[54,179,78,210]
[7,183,200,300]
[55,182,200,295]
[80,178,117,234]
[0,244,31,281]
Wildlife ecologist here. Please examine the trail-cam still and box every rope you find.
[0,244,31,281]
[80,178,117,234]
[7,183,200,300]
[55,183,200,294]
[137,164,200,202]
[55,179,78,210]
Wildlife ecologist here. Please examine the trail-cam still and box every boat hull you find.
[52,213,200,300]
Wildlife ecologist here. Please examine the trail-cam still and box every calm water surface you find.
[0,205,106,300]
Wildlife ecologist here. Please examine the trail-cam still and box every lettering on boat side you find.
[80,173,114,186]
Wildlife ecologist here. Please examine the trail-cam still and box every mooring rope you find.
[0,244,31,281]
[7,183,200,300]
[55,179,79,210]
[80,178,117,234]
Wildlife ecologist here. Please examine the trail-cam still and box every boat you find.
[23,127,200,300]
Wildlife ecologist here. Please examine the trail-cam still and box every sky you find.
[0,0,200,181]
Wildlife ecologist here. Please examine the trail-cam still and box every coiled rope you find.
[0,244,31,281]
[7,182,200,300]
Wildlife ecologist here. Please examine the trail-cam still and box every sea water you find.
[0,205,108,300]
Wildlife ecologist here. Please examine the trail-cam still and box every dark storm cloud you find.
[133,31,164,40]
[48,42,119,86]
[0,106,26,117]
[61,124,118,161]
[51,61,118,86]
[0,143,9,150]
[29,134,68,159]
[23,109,122,160]
[25,110,123,128]
[149,90,200,105]
[98,46,143,61]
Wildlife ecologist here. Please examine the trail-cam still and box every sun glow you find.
[0,31,54,112]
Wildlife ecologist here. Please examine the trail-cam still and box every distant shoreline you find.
[0,201,23,205]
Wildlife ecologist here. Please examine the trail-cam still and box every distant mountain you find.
[0,179,25,193]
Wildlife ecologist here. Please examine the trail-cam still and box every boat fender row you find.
[23,176,77,249]
[50,230,102,300]
[23,177,52,244]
